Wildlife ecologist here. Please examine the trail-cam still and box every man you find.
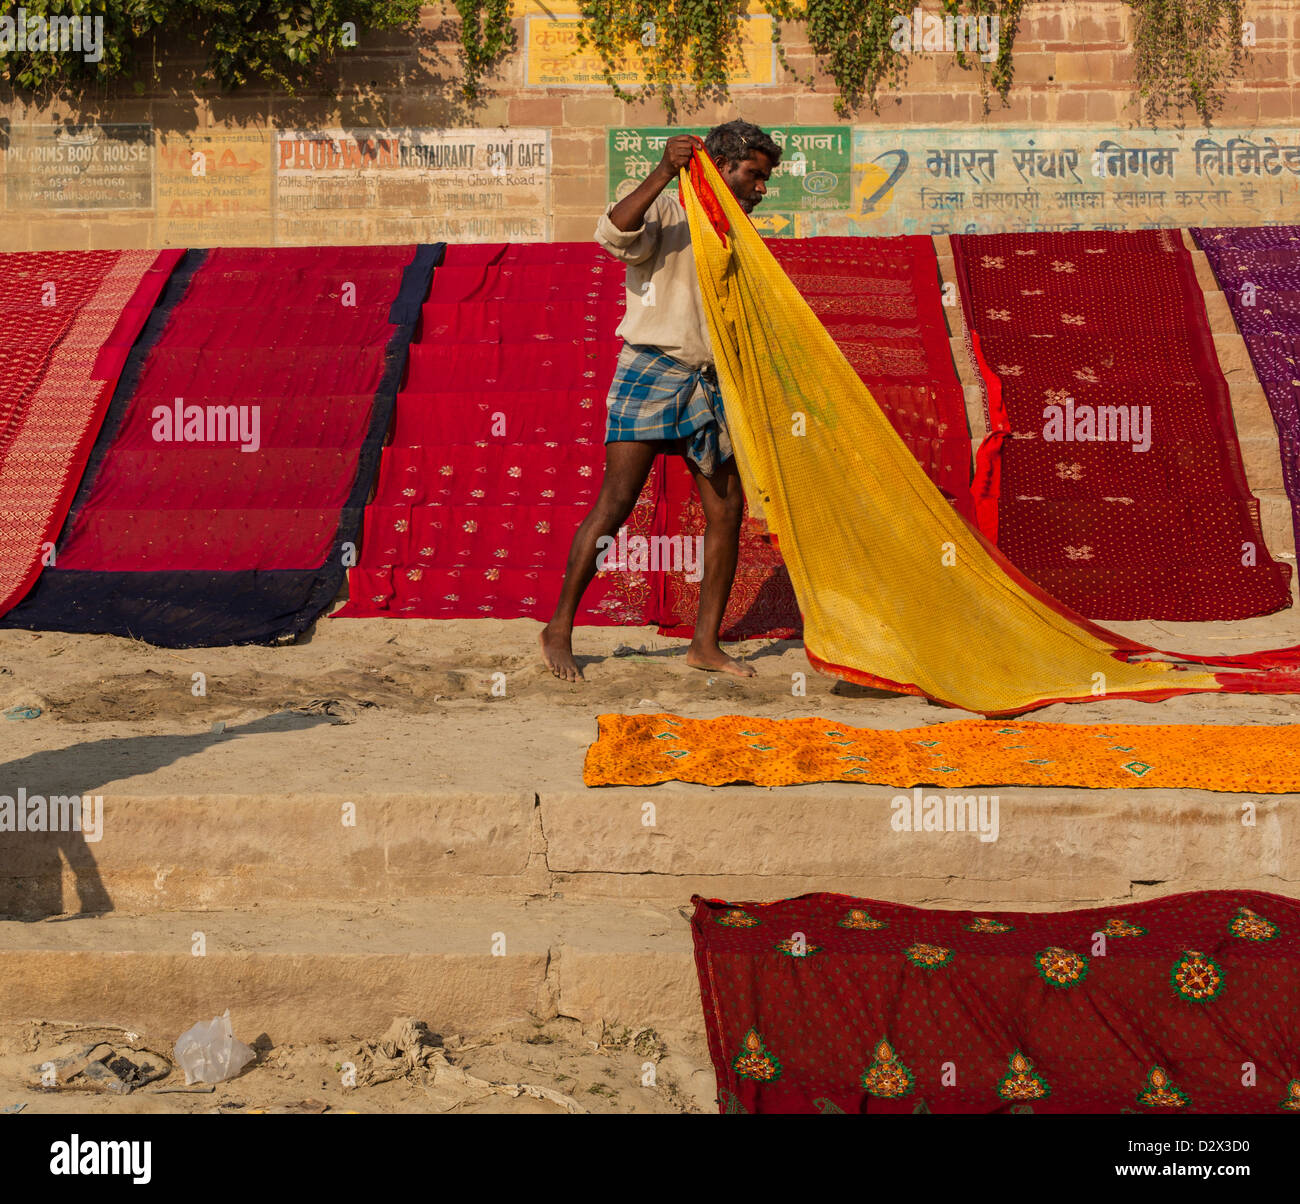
[540,120,781,683]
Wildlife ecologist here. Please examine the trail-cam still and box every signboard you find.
[6,124,152,211]
[525,15,774,87]
[608,125,852,237]
[157,130,273,247]
[798,127,1300,238]
[275,128,551,244]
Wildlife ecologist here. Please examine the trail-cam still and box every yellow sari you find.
[679,148,1245,716]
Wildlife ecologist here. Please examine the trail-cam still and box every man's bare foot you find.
[686,643,757,678]
[540,625,583,682]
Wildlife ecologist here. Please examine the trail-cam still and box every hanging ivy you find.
[788,0,912,116]
[942,0,1025,112]
[453,0,516,101]
[1128,0,1247,126]
[0,1,422,93]
[572,0,1028,120]
[0,0,1255,127]
[573,0,752,121]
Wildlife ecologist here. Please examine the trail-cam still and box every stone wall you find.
[0,1,1297,250]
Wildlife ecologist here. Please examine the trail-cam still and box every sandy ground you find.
[2,600,1299,1114]
[0,1015,715,1115]
[3,591,1300,737]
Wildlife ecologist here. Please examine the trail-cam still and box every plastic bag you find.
[173,1010,256,1085]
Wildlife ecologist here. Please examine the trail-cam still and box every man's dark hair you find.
[704,120,782,171]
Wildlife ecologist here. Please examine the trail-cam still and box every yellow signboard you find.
[524,15,775,88]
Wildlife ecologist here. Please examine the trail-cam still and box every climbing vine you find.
[573,0,752,121]
[0,0,1255,125]
[1128,0,1247,126]
[0,1,422,93]
[786,0,911,116]
[942,0,1024,111]
[570,0,1252,126]
[571,0,1028,119]
[453,0,515,100]
[796,0,1025,116]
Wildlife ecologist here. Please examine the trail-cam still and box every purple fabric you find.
[1192,226,1300,551]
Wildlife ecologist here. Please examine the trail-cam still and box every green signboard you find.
[607,126,852,237]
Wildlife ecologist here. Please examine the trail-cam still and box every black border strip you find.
[290,241,445,639]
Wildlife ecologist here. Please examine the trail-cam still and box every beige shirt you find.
[593,191,713,369]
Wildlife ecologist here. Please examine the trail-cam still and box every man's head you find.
[704,121,781,214]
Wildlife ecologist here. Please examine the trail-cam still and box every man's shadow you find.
[0,712,334,921]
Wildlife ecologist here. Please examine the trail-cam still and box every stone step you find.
[1260,491,1298,559]
[1202,290,1242,334]
[0,789,546,914]
[4,713,1296,915]
[0,898,700,1044]
[543,783,1297,904]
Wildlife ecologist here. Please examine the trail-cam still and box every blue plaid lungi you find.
[604,342,733,476]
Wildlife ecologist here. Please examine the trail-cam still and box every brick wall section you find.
[0,2,1296,248]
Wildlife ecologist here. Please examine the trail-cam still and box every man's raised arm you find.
[606,134,696,231]
[596,135,697,265]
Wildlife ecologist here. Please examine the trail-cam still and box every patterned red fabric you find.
[0,249,181,617]
[338,243,660,624]
[654,463,802,641]
[953,229,1291,621]
[343,237,972,633]
[693,890,1300,1114]
[658,236,972,640]
[51,246,415,573]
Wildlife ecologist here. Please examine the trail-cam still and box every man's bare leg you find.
[683,456,756,677]
[541,440,661,681]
